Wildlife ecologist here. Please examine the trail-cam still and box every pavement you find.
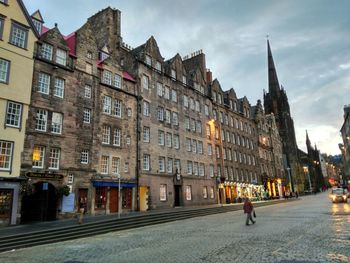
[1,192,348,263]
[0,198,290,237]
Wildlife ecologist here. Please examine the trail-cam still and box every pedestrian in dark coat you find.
[243,197,256,225]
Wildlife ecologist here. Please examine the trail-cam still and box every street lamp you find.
[117,172,121,218]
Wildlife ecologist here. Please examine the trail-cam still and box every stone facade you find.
[253,100,284,198]
[0,0,38,226]
[20,8,138,222]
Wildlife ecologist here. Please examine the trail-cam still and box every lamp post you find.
[117,172,121,218]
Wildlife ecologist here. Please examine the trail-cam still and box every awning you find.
[92,181,136,188]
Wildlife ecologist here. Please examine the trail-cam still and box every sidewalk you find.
[0,198,291,237]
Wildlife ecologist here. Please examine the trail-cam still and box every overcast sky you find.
[23,0,350,155]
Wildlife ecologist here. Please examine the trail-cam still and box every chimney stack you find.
[206,69,212,83]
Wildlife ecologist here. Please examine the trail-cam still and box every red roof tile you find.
[123,71,136,82]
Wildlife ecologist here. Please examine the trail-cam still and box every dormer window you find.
[200,86,205,94]
[155,61,161,71]
[218,94,222,105]
[41,43,53,60]
[99,51,109,61]
[145,55,151,66]
[32,19,42,34]
[171,69,176,79]
[56,48,67,66]
[182,75,186,84]
[213,92,217,102]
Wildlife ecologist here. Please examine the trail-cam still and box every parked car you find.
[330,188,347,203]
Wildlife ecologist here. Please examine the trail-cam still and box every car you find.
[330,188,347,203]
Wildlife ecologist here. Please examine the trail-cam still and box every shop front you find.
[92,181,135,215]
[0,180,20,226]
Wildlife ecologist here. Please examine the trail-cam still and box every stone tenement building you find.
[264,40,303,193]
[0,0,38,226]
[253,100,284,198]
[20,8,137,222]
[210,81,261,202]
[11,5,287,223]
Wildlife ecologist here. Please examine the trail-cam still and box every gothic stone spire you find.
[267,40,281,97]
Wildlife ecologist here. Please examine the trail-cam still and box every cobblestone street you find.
[1,192,349,263]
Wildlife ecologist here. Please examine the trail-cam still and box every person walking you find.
[243,197,255,226]
[78,197,87,224]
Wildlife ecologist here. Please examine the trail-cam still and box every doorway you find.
[174,185,181,207]
[109,188,118,213]
[21,182,58,223]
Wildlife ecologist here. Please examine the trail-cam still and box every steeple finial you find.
[267,39,281,97]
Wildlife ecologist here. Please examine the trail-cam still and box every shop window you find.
[0,189,13,223]
[95,187,106,209]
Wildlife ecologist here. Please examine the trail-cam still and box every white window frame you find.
[113,99,122,118]
[35,109,48,131]
[41,43,53,60]
[10,22,28,49]
[143,101,150,116]
[114,74,122,89]
[143,154,150,171]
[84,85,92,98]
[38,72,50,94]
[113,128,121,146]
[101,156,109,174]
[103,96,112,114]
[102,126,111,144]
[112,157,120,174]
[0,141,13,171]
[143,126,150,143]
[32,146,45,169]
[48,148,60,170]
[54,78,65,98]
[51,112,62,134]
[159,157,165,172]
[6,101,22,128]
[0,58,10,83]
[81,150,89,164]
[103,70,112,85]
[83,108,91,123]
[56,48,67,66]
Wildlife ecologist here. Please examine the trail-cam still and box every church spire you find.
[267,40,281,97]
[306,130,312,154]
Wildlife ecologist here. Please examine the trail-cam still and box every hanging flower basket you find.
[20,181,34,196]
[56,185,70,197]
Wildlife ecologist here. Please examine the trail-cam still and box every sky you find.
[23,0,350,155]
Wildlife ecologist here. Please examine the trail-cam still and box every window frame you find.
[51,112,63,134]
[9,21,28,49]
[56,48,67,66]
[32,145,45,169]
[5,101,22,128]
[35,109,48,132]
[48,148,60,170]
[0,140,13,171]
[0,58,10,83]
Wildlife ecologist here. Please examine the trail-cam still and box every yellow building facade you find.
[0,0,38,225]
